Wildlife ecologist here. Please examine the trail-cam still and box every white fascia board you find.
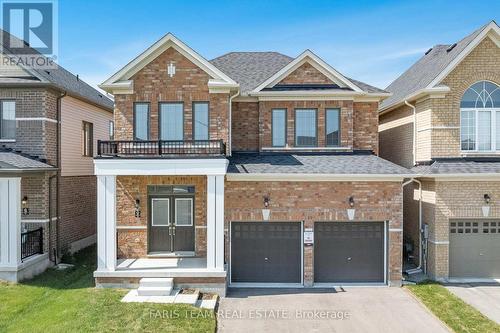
[423,173,500,181]
[98,80,134,94]
[427,22,500,89]
[251,50,363,93]
[101,33,237,87]
[94,158,229,176]
[226,173,412,182]
[378,86,450,115]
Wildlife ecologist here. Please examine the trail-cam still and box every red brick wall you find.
[115,175,207,258]
[258,100,353,149]
[278,62,334,85]
[231,102,259,151]
[113,47,229,144]
[353,102,379,154]
[59,175,97,251]
[225,181,403,285]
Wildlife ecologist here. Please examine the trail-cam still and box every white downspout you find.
[404,100,417,166]
[228,89,240,156]
[402,178,424,274]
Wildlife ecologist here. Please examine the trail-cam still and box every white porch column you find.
[206,175,225,270]
[97,175,116,271]
[0,177,21,268]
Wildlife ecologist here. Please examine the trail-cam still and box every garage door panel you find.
[315,222,385,283]
[450,220,500,278]
[231,222,301,284]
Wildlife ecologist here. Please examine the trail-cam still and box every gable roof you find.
[0,29,113,111]
[381,21,500,111]
[100,33,238,93]
[210,52,294,94]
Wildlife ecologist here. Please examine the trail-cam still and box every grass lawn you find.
[406,282,500,333]
[0,246,216,333]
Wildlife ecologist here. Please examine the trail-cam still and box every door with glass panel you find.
[159,102,184,141]
[148,195,195,253]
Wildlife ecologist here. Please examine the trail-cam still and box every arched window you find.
[460,81,500,151]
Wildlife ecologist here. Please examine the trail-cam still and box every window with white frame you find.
[0,100,16,140]
[460,81,500,152]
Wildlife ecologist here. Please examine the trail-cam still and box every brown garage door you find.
[231,222,302,284]
[314,222,385,283]
[449,220,500,278]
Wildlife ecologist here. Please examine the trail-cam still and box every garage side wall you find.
[225,180,403,286]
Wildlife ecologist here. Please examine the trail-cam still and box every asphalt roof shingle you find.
[228,153,411,175]
[412,159,500,175]
[380,22,492,110]
[0,152,55,171]
[0,29,113,110]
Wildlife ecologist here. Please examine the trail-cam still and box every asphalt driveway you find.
[446,283,500,324]
[217,287,449,332]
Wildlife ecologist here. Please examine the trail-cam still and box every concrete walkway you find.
[446,283,500,324]
[217,288,449,333]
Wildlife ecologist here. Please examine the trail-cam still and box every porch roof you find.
[0,151,55,173]
[412,158,500,175]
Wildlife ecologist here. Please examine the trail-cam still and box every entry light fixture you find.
[21,196,29,216]
[167,62,176,78]
[135,198,141,218]
[262,195,271,221]
[347,196,355,221]
[482,194,491,217]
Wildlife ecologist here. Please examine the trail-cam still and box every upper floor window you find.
[160,102,184,141]
[193,102,209,140]
[82,121,93,157]
[272,109,287,147]
[325,108,340,146]
[134,103,149,140]
[460,81,500,151]
[295,109,317,147]
[0,100,15,140]
[109,120,114,140]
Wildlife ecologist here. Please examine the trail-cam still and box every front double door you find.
[148,195,195,253]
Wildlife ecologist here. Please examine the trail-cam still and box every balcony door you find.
[159,102,184,141]
[148,194,195,254]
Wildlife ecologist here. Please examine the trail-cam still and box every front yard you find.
[407,282,500,333]
[0,246,216,333]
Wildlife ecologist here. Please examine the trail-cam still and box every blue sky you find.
[57,0,500,91]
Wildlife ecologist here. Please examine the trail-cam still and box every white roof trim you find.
[379,86,450,114]
[226,173,411,182]
[427,21,500,89]
[100,33,237,88]
[251,50,363,93]
[419,173,500,181]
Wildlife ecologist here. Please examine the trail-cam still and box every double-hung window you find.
[325,108,340,146]
[134,103,150,140]
[0,100,15,140]
[272,109,287,147]
[193,102,209,140]
[82,121,93,157]
[160,102,184,140]
[295,109,317,147]
[460,81,500,152]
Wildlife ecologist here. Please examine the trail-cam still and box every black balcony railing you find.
[21,227,43,261]
[97,140,226,157]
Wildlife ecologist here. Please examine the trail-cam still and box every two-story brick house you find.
[95,33,410,296]
[379,21,500,281]
[0,30,113,281]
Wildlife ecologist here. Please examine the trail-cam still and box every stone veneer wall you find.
[115,175,207,258]
[225,181,403,286]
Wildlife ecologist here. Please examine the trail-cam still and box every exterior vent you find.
[425,48,433,55]
[446,43,457,52]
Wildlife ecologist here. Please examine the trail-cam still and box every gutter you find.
[54,90,66,264]
[228,89,240,156]
[405,100,417,166]
[402,178,425,275]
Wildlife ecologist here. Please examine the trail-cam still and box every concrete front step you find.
[137,286,173,296]
[173,290,200,305]
[139,277,174,288]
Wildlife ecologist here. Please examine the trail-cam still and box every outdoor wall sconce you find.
[262,195,271,221]
[21,196,29,216]
[135,198,141,218]
[167,62,176,78]
[482,194,491,217]
[347,196,355,221]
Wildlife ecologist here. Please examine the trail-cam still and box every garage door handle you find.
[264,257,269,262]
[347,257,352,262]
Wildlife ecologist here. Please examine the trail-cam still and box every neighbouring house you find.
[95,33,411,296]
[0,30,114,282]
[379,21,500,282]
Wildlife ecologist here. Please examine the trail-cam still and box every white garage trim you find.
[228,221,304,288]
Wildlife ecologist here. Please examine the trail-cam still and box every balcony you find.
[97,140,226,158]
